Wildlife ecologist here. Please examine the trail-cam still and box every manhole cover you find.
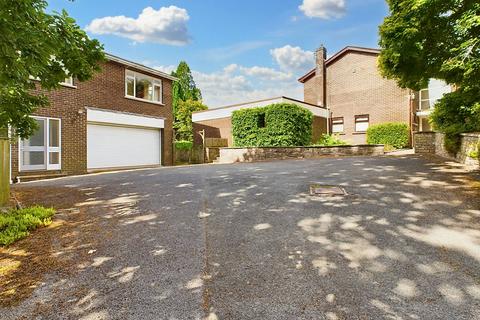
[310,184,346,196]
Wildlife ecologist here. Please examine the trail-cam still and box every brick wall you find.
[12,60,174,180]
[303,51,412,144]
[194,115,327,147]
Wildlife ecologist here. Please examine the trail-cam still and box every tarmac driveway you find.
[1,155,480,319]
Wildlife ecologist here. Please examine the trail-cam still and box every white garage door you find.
[87,123,161,169]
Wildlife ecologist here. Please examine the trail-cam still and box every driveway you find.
[1,155,479,319]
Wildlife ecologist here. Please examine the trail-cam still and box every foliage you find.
[175,140,193,151]
[174,99,208,141]
[171,61,202,118]
[430,89,480,153]
[378,0,480,153]
[313,134,347,146]
[232,103,313,147]
[0,0,105,138]
[367,123,410,149]
[0,206,55,246]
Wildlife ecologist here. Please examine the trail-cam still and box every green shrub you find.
[313,134,347,146]
[175,140,193,151]
[232,103,313,147]
[367,123,409,149]
[0,206,55,246]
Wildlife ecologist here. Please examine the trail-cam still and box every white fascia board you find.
[281,98,330,118]
[87,108,164,128]
[192,98,284,122]
[192,97,330,122]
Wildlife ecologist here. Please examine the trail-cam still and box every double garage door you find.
[87,108,163,170]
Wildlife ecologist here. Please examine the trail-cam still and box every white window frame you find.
[60,76,75,88]
[331,117,344,134]
[125,70,163,105]
[19,116,61,172]
[355,115,369,133]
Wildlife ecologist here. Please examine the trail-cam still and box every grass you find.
[0,206,56,246]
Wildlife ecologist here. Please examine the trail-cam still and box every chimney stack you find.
[315,45,327,107]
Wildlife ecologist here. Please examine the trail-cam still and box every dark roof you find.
[105,53,177,81]
[298,46,381,83]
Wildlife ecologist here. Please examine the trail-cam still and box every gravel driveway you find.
[1,155,479,319]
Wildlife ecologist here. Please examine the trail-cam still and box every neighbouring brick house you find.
[299,45,453,145]
[192,97,329,147]
[299,46,415,145]
[11,53,176,182]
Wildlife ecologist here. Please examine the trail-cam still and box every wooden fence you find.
[0,137,10,206]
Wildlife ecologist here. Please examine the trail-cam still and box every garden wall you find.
[414,132,479,167]
[217,145,385,164]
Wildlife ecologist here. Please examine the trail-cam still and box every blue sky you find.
[48,0,389,107]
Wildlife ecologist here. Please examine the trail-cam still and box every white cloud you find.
[299,0,346,19]
[193,65,302,108]
[86,6,190,45]
[153,65,176,74]
[270,45,314,73]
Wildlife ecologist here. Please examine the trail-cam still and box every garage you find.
[86,108,164,170]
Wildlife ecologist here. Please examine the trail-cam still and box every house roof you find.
[105,53,177,81]
[192,96,330,123]
[298,46,381,83]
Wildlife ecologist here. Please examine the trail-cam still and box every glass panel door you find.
[47,118,61,170]
[20,118,47,170]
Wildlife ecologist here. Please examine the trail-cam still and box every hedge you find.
[175,140,193,150]
[366,122,409,149]
[232,103,313,147]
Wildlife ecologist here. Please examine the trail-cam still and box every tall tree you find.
[0,0,104,205]
[174,99,208,141]
[378,0,480,152]
[170,61,205,141]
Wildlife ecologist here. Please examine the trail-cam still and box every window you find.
[331,117,344,133]
[19,117,61,171]
[61,76,74,87]
[125,70,162,104]
[419,79,451,111]
[355,115,369,132]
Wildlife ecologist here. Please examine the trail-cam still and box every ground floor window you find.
[419,117,432,132]
[332,117,344,133]
[355,115,369,132]
[19,117,61,171]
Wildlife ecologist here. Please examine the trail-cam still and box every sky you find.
[48,0,390,108]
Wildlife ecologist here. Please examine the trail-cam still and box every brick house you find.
[192,97,329,147]
[11,53,176,182]
[299,46,415,145]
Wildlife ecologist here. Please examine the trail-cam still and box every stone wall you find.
[217,145,385,164]
[414,132,480,167]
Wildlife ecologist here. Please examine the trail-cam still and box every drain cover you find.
[310,184,346,196]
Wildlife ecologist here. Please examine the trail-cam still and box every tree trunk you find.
[0,129,10,206]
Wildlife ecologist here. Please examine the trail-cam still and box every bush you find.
[313,134,347,146]
[232,103,313,147]
[0,206,55,246]
[366,123,409,149]
[175,140,193,151]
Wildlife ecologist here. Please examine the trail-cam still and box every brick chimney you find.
[314,45,327,107]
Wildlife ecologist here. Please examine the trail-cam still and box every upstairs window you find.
[355,115,369,132]
[419,79,451,111]
[126,70,162,104]
[60,76,74,87]
[332,117,344,133]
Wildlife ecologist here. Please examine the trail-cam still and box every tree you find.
[170,61,205,142]
[0,0,105,138]
[0,0,104,205]
[174,99,208,141]
[171,61,202,119]
[378,0,480,152]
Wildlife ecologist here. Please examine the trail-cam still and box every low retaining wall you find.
[414,132,479,167]
[217,145,385,164]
